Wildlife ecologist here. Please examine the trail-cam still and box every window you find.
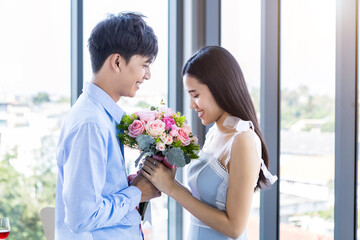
[221,0,261,238]
[280,1,335,239]
[0,0,70,238]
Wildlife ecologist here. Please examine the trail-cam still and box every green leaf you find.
[117,114,135,131]
[173,140,182,148]
[165,147,186,167]
[173,112,187,127]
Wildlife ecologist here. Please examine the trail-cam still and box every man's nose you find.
[144,68,151,80]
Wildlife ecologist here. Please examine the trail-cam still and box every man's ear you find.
[110,54,123,72]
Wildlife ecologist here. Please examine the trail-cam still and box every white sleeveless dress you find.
[187,116,277,240]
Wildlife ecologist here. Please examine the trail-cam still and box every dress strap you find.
[260,159,278,184]
[223,116,278,185]
[223,116,254,132]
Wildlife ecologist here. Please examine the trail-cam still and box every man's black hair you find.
[88,12,158,73]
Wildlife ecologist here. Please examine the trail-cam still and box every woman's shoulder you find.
[232,129,256,145]
[230,130,261,160]
[227,131,261,175]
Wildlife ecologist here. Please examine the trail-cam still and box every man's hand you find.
[130,173,161,202]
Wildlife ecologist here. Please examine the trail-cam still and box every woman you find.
[141,46,277,239]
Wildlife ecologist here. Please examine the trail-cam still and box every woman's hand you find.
[140,157,177,195]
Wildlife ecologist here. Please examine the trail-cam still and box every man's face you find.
[117,55,152,98]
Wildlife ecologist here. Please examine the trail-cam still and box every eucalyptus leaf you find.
[165,147,186,167]
[136,135,155,151]
[134,150,155,167]
[135,151,147,167]
[147,149,155,157]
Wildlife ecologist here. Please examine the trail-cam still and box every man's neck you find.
[91,75,120,103]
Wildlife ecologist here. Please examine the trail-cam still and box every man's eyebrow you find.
[145,57,153,63]
[188,89,196,93]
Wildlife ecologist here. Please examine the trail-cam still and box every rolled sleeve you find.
[118,186,142,210]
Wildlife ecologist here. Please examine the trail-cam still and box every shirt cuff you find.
[121,186,142,210]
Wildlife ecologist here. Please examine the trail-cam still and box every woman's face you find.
[183,74,224,125]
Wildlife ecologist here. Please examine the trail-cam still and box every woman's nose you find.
[189,99,196,109]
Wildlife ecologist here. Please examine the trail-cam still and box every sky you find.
[0,0,168,98]
[0,0,337,98]
[0,0,71,96]
[221,0,336,97]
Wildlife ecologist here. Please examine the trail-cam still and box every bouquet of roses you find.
[117,104,199,169]
[117,103,199,220]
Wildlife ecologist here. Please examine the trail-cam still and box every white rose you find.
[156,141,166,151]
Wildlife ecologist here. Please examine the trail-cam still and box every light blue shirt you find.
[55,82,143,240]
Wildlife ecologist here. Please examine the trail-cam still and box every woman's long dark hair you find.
[182,46,269,190]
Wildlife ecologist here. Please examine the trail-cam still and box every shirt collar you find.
[83,82,124,123]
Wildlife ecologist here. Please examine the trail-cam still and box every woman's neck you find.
[215,112,234,133]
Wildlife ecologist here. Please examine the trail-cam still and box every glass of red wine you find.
[0,218,10,240]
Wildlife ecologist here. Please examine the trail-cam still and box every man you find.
[55,12,160,239]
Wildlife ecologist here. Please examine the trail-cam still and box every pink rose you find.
[156,142,166,151]
[128,120,145,138]
[138,111,156,123]
[169,129,178,137]
[161,117,175,131]
[145,119,165,137]
[156,112,163,119]
[182,123,192,134]
[178,128,190,146]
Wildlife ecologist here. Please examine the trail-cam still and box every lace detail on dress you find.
[201,151,229,181]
